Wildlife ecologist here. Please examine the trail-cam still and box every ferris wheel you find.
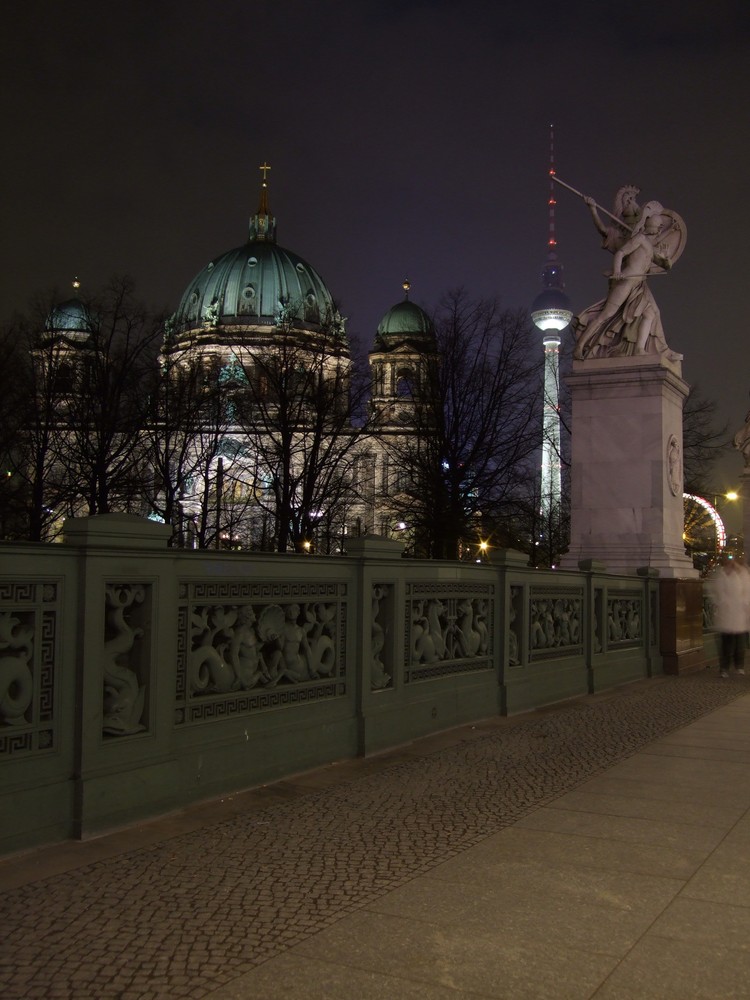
[683,493,726,550]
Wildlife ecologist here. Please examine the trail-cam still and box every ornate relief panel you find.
[176,580,347,725]
[594,587,604,653]
[0,581,59,758]
[371,584,393,691]
[508,586,522,666]
[404,582,494,683]
[605,593,643,648]
[103,583,150,738]
[528,586,584,661]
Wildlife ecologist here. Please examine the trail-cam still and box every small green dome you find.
[45,298,95,336]
[377,300,433,338]
[373,287,436,357]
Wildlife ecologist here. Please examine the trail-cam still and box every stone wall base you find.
[659,578,706,675]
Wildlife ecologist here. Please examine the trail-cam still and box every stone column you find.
[562,353,696,579]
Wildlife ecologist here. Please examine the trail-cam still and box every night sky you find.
[3,1,749,524]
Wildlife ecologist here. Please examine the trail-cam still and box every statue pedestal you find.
[659,578,707,674]
[561,354,697,578]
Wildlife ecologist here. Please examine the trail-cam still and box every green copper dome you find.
[170,178,344,345]
[44,283,96,346]
[45,298,94,335]
[374,285,435,353]
[377,300,433,337]
[174,241,339,335]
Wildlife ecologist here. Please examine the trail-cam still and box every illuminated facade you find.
[367,281,440,546]
[34,174,443,552]
[148,171,437,549]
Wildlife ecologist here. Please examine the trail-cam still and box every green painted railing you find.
[0,515,663,854]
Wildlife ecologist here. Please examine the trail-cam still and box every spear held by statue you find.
[552,175,634,232]
[552,174,686,271]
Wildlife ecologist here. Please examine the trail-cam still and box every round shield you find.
[648,209,686,274]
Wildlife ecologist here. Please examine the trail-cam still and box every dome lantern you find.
[248,162,276,243]
[169,167,345,348]
[44,278,96,344]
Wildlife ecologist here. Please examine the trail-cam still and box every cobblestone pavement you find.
[2,671,749,999]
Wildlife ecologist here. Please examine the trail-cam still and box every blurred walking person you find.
[707,556,750,678]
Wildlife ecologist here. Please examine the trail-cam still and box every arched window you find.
[396,368,414,397]
[54,361,74,395]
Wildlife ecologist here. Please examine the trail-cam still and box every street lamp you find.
[713,491,739,555]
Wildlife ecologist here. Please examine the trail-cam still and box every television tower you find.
[531,125,572,520]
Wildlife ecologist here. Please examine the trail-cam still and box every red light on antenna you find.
[548,198,556,205]
[549,168,556,175]
[548,238,556,246]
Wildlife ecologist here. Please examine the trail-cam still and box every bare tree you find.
[190,390,242,550]
[0,314,54,538]
[56,278,163,517]
[140,347,232,546]
[682,384,729,497]
[513,487,571,569]
[384,290,543,560]
[0,293,99,539]
[231,316,374,553]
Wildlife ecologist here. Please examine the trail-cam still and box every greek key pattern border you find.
[406,658,494,683]
[183,681,345,724]
[0,580,60,759]
[182,580,346,602]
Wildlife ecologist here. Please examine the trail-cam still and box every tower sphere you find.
[531,286,573,332]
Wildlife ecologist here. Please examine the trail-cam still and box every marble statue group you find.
[560,180,686,362]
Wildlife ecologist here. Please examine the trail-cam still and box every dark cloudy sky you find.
[3,1,749,519]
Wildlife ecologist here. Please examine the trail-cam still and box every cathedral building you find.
[38,170,440,553]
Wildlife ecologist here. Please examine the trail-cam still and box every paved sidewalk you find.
[2,669,750,999]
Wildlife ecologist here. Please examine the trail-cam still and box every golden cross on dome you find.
[259,162,271,182]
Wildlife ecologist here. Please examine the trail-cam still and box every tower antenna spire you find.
[548,123,557,252]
